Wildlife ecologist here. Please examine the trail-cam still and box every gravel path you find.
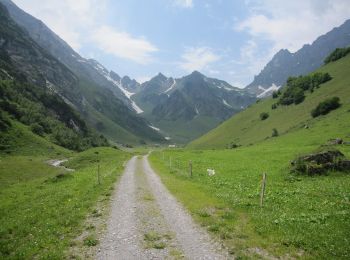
[97,155,228,260]
[142,156,227,260]
[96,157,143,259]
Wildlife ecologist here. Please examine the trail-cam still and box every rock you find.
[337,160,350,171]
[301,150,344,164]
[291,149,349,175]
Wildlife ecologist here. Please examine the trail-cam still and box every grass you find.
[149,105,350,258]
[0,146,131,259]
[0,121,72,157]
[189,54,350,149]
[144,232,167,249]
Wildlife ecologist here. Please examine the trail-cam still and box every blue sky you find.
[13,0,350,87]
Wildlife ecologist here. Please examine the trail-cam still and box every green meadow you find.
[150,135,350,258]
[0,142,131,259]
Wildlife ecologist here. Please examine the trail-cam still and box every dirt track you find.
[96,155,227,260]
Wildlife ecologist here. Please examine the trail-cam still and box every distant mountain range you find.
[2,0,348,145]
[246,19,350,97]
[133,71,256,143]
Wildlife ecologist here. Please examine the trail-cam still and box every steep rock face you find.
[0,0,164,143]
[0,3,109,150]
[246,19,350,96]
[0,2,81,106]
[121,76,141,93]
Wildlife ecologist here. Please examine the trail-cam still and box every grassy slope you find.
[149,56,350,258]
[77,80,142,145]
[0,121,72,157]
[136,97,229,144]
[0,123,131,259]
[145,114,221,144]
[189,55,350,149]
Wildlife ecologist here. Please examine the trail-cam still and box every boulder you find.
[291,149,349,175]
[301,150,344,164]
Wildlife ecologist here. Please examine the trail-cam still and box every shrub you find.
[227,142,241,149]
[324,47,350,64]
[272,91,279,99]
[260,112,269,120]
[0,111,11,131]
[311,97,341,118]
[30,123,45,136]
[272,128,279,137]
[279,73,331,106]
[279,86,305,105]
[271,103,278,110]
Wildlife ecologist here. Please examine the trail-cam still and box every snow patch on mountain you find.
[149,125,160,131]
[106,75,144,114]
[104,75,144,114]
[257,84,280,98]
[195,106,199,115]
[222,99,232,108]
[90,61,144,114]
[164,78,176,94]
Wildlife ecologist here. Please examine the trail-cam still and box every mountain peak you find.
[190,70,204,77]
[149,72,168,82]
[274,49,291,57]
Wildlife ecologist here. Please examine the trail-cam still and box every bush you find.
[271,103,278,110]
[227,142,241,149]
[280,86,305,105]
[272,91,279,99]
[260,112,269,120]
[0,111,11,131]
[311,97,341,118]
[324,47,350,64]
[30,123,45,136]
[272,128,279,137]
[279,73,332,106]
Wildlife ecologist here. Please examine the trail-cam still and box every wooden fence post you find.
[97,164,101,185]
[189,160,193,177]
[260,173,267,207]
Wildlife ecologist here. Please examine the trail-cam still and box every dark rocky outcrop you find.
[291,149,350,175]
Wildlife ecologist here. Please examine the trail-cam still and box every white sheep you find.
[207,169,215,176]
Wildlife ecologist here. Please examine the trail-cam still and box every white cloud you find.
[179,47,220,72]
[91,26,158,64]
[12,0,159,64]
[173,0,193,8]
[13,0,107,50]
[237,0,350,53]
